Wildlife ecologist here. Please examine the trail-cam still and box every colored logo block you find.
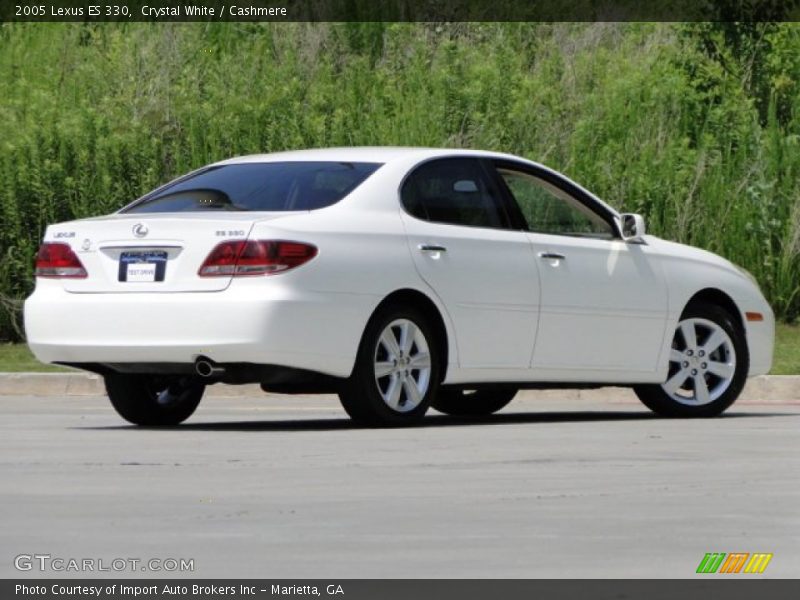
[696,553,773,574]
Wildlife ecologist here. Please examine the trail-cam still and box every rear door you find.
[491,161,668,375]
[400,157,540,369]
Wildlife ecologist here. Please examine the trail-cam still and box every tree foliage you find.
[1,22,799,340]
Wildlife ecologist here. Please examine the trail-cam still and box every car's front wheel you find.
[634,302,748,417]
[339,305,441,426]
[433,388,517,416]
[104,374,205,426]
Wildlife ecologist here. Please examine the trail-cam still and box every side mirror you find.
[619,213,646,242]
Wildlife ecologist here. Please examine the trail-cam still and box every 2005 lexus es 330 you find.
[24,148,774,426]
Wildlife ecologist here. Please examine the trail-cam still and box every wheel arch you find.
[638,286,751,417]
[684,288,745,333]
[682,287,749,366]
[366,288,452,382]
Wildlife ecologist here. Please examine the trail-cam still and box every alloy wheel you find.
[373,318,432,412]
[662,317,737,406]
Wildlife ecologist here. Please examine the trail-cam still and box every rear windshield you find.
[123,161,382,213]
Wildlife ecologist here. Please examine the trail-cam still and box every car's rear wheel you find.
[433,388,517,416]
[634,302,748,417]
[339,306,441,426]
[104,373,205,426]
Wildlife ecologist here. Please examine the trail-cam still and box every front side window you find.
[498,168,614,239]
[124,161,382,213]
[401,158,511,229]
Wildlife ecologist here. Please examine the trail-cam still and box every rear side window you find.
[124,161,382,213]
[401,158,511,229]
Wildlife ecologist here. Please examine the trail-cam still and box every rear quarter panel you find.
[246,174,460,377]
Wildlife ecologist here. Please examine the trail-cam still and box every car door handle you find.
[538,252,566,260]
[419,244,447,253]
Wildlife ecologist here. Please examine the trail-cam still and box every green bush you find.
[0,22,799,340]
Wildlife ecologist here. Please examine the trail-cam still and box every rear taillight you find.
[198,240,318,277]
[35,243,87,278]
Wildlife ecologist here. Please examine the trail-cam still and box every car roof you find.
[213,147,521,166]
[210,147,620,217]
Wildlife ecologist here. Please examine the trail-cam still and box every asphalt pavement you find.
[1,391,798,578]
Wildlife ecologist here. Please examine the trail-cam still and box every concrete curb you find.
[0,372,797,403]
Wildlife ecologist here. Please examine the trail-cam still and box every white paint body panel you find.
[530,234,667,374]
[25,147,774,384]
[401,216,540,369]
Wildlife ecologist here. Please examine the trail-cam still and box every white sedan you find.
[24,148,774,426]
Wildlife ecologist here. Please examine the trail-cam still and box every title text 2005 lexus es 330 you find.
[24,148,774,426]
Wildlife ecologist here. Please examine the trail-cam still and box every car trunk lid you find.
[45,213,295,293]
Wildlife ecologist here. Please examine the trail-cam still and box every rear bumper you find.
[24,280,378,378]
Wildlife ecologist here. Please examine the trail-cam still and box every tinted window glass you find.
[498,169,614,239]
[124,162,382,213]
[401,158,510,229]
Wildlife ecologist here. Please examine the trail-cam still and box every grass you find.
[0,344,70,373]
[772,323,800,375]
[1,323,798,374]
[1,23,800,340]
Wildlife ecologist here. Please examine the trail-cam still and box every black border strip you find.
[3,0,800,23]
[4,579,800,600]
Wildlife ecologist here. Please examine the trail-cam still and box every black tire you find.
[433,388,517,416]
[104,373,205,426]
[634,301,748,417]
[339,305,441,427]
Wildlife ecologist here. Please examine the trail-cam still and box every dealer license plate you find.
[118,251,167,282]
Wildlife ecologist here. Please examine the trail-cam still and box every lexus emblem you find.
[132,223,149,238]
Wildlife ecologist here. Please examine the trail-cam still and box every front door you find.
[492,162,668,377]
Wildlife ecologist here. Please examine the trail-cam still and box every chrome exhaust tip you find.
[195,357,225,378]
